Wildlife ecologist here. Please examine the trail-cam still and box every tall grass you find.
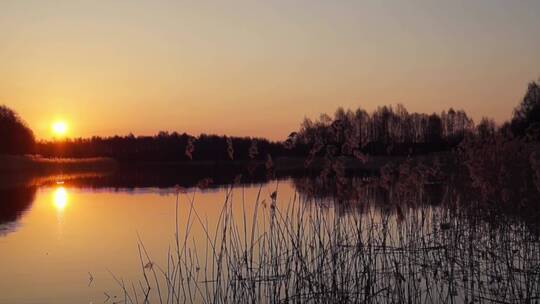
[109,183,540,303]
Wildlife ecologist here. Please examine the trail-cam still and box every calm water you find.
[0,174,539,303]
[0,178,304,303]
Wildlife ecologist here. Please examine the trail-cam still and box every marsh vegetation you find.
[107,179,540,304]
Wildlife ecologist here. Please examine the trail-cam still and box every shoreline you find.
[0,155,118,174]
[0,153,452,175]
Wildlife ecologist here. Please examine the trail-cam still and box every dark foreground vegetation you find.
[107,179,540,304]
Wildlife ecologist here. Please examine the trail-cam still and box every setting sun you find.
[52,121,68,137]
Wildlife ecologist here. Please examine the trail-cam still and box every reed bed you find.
[110,184,540,304]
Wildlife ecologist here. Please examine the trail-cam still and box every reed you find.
[109,183,540,303]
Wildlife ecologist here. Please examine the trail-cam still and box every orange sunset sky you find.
[1,0,539,140]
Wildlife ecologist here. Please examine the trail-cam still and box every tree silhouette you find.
[0,105,35,155]
[511,81,540,138]
[296,104,475,157]
[477,117,497,140]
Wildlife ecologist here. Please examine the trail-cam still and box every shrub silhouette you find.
[0,105,35,155]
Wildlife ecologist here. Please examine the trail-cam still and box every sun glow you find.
[52,121,68,137]
[53,187,69,211]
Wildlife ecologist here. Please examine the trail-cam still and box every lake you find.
[0,173,539,303]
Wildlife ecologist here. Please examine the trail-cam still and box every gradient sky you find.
[1,0,539,140]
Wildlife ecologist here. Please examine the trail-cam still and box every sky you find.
[1,0,539,140]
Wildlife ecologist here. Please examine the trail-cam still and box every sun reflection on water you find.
[53,187,69,211]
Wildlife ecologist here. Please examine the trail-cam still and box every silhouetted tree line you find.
[294,80,540,160]
[294,104,475,157]
[36,132,308,162]
[2,79,539,162]
[0,105,35,155]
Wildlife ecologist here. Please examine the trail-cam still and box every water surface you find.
[0,178,296,303]
[0,174,539,303]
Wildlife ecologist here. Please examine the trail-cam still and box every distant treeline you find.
[295,105,475,156]
[34,104,478,162]
[36,132,308,162]
[2,80,539,162]
[292,80,540,160]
